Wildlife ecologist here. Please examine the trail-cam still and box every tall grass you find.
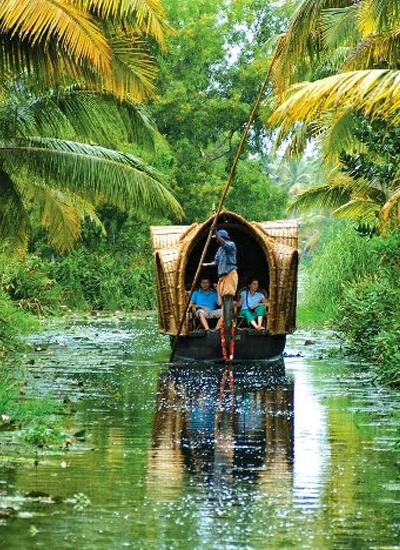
[335,228,400,386]
[0,290,39,356]
[299,221,374,326]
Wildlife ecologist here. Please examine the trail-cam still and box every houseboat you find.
[150,210,299,363]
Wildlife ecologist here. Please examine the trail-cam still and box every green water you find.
[1,316,400,549]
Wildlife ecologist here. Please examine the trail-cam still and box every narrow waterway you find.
[1,315,400,550]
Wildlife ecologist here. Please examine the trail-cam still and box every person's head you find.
[213,228,230,241]
[200,277,211,290]
[248,278,259,291]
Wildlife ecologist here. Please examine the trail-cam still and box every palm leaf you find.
[379,186,400,233]
[0,169,30,250]
[341,34,400,71]
[28,184,106,251]
[270,0,353,93]
[1,137,184,219]
[57,91,158,149]
[319,108,361,160]
[0,0,163,100]
[0,81,158,149]
[321,6,359,50]
[79,0,172,49]
[0,0,111,73]
[269,70,400,132]
[357,0,400,35]
[333,198,380,221]
[287,180,351,213]
[102,31,157,101]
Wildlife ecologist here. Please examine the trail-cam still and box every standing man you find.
[202,228,238,298]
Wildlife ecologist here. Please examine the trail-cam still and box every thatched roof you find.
[150,211,299,336]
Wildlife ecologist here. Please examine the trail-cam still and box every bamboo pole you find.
[169,60,274,362]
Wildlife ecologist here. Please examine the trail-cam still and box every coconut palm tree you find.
[0,0,171,100]
[267,0,400,233]
[0,0,183,252]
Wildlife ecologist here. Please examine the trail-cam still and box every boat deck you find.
[171,328,286,363]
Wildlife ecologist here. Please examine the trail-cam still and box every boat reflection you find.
[147,363,294,497]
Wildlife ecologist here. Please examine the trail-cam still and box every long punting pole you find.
[169,59,275,363]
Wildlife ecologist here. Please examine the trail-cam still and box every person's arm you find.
[189,291,198,311]
[260,290,268,305]
[202,261,216,267]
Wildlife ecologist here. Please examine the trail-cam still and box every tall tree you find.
[150,0,288,221]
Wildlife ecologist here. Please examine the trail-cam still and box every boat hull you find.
[170,329,286,363]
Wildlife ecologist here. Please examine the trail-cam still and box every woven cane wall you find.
[174,225,201,335]
[248,224,280,334]
[150,225,195,252]
[153,248,180,334]
[272,243,298,334]
[285,252,299,332]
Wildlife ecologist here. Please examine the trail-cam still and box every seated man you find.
[189,277,222,331]
[237,278,267,331]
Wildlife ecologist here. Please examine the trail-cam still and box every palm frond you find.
[282,124,309,158]
[59,91,158,149]
[270,0,353,93]
[321,6,359,50]
[333,198,380,221]
[287,181,351,214]
[269,70,400,132]
[341,34,400,71]
[0,81,159,149]
[27,184,106,251]
[102,32,157,101]
[379,186,400,233]
[319,108,361,160]
[0,0,164,100]
[0,169,30,250]
[79,0,172,49]
[0,0,111,72]
[1,137,184,219]
[358,0,400,36]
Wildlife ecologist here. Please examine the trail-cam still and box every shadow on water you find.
[148,362,294,499]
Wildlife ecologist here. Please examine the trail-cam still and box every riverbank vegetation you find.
[266,0,400,387]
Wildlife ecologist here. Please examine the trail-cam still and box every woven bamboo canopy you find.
[150,210,299,337]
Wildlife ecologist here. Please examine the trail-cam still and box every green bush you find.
[49,247,156,311]
[0,254,64,315]
[0,289,39,356]
[334,229,400,386]
[301,221,373,322]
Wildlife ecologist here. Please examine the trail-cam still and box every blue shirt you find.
[240,289,265,310]
[191,288,220,310]
[214,241,237,277]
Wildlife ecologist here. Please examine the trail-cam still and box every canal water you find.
[1,315,400,550]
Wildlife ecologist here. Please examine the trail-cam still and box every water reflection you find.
[3,320,400,550]
[148,364,294,499]
[292,359,330,509]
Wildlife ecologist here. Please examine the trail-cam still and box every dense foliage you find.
[150,0,288,221]
[299,221,373,321]
[334,229,400,387]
